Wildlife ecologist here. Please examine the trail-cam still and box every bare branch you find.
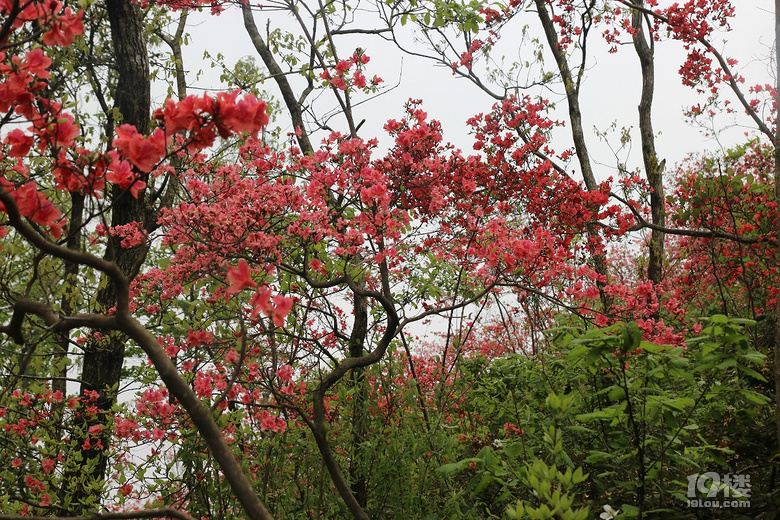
[331,27,391,35]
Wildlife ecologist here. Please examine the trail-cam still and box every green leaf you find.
[737,364,767,381]
[717,358,737,369]
[621,322,642,351]
[608,386,626,401]
[729,317,757,326]
[437,458,480,475]
[738,349,766,364]
[503,442,525,458]
[663,397,695,412]
[564,425,593,435]
[567,344,591,361]
[576,410,615,422]
[584,451,616,463]
[638,341,665,354]
[740,388,771,405]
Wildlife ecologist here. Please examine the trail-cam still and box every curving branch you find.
[0,299,117,345]
[116,317,275,520]
[316,273,399,393]
[305,260,399,520]
[0,187,131,313]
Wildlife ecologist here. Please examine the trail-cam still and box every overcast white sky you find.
[173,1,775,180]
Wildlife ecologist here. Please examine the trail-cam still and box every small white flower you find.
[492,438,504,449]
[600,504,620,520]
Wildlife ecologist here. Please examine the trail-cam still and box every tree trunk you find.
[631,0,666,285]
[59,0,151,512]
[52,192,84,438]
[348,289,369,509]
[534,0,611,308]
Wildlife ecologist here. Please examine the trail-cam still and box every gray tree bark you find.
[59,0,151,512]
